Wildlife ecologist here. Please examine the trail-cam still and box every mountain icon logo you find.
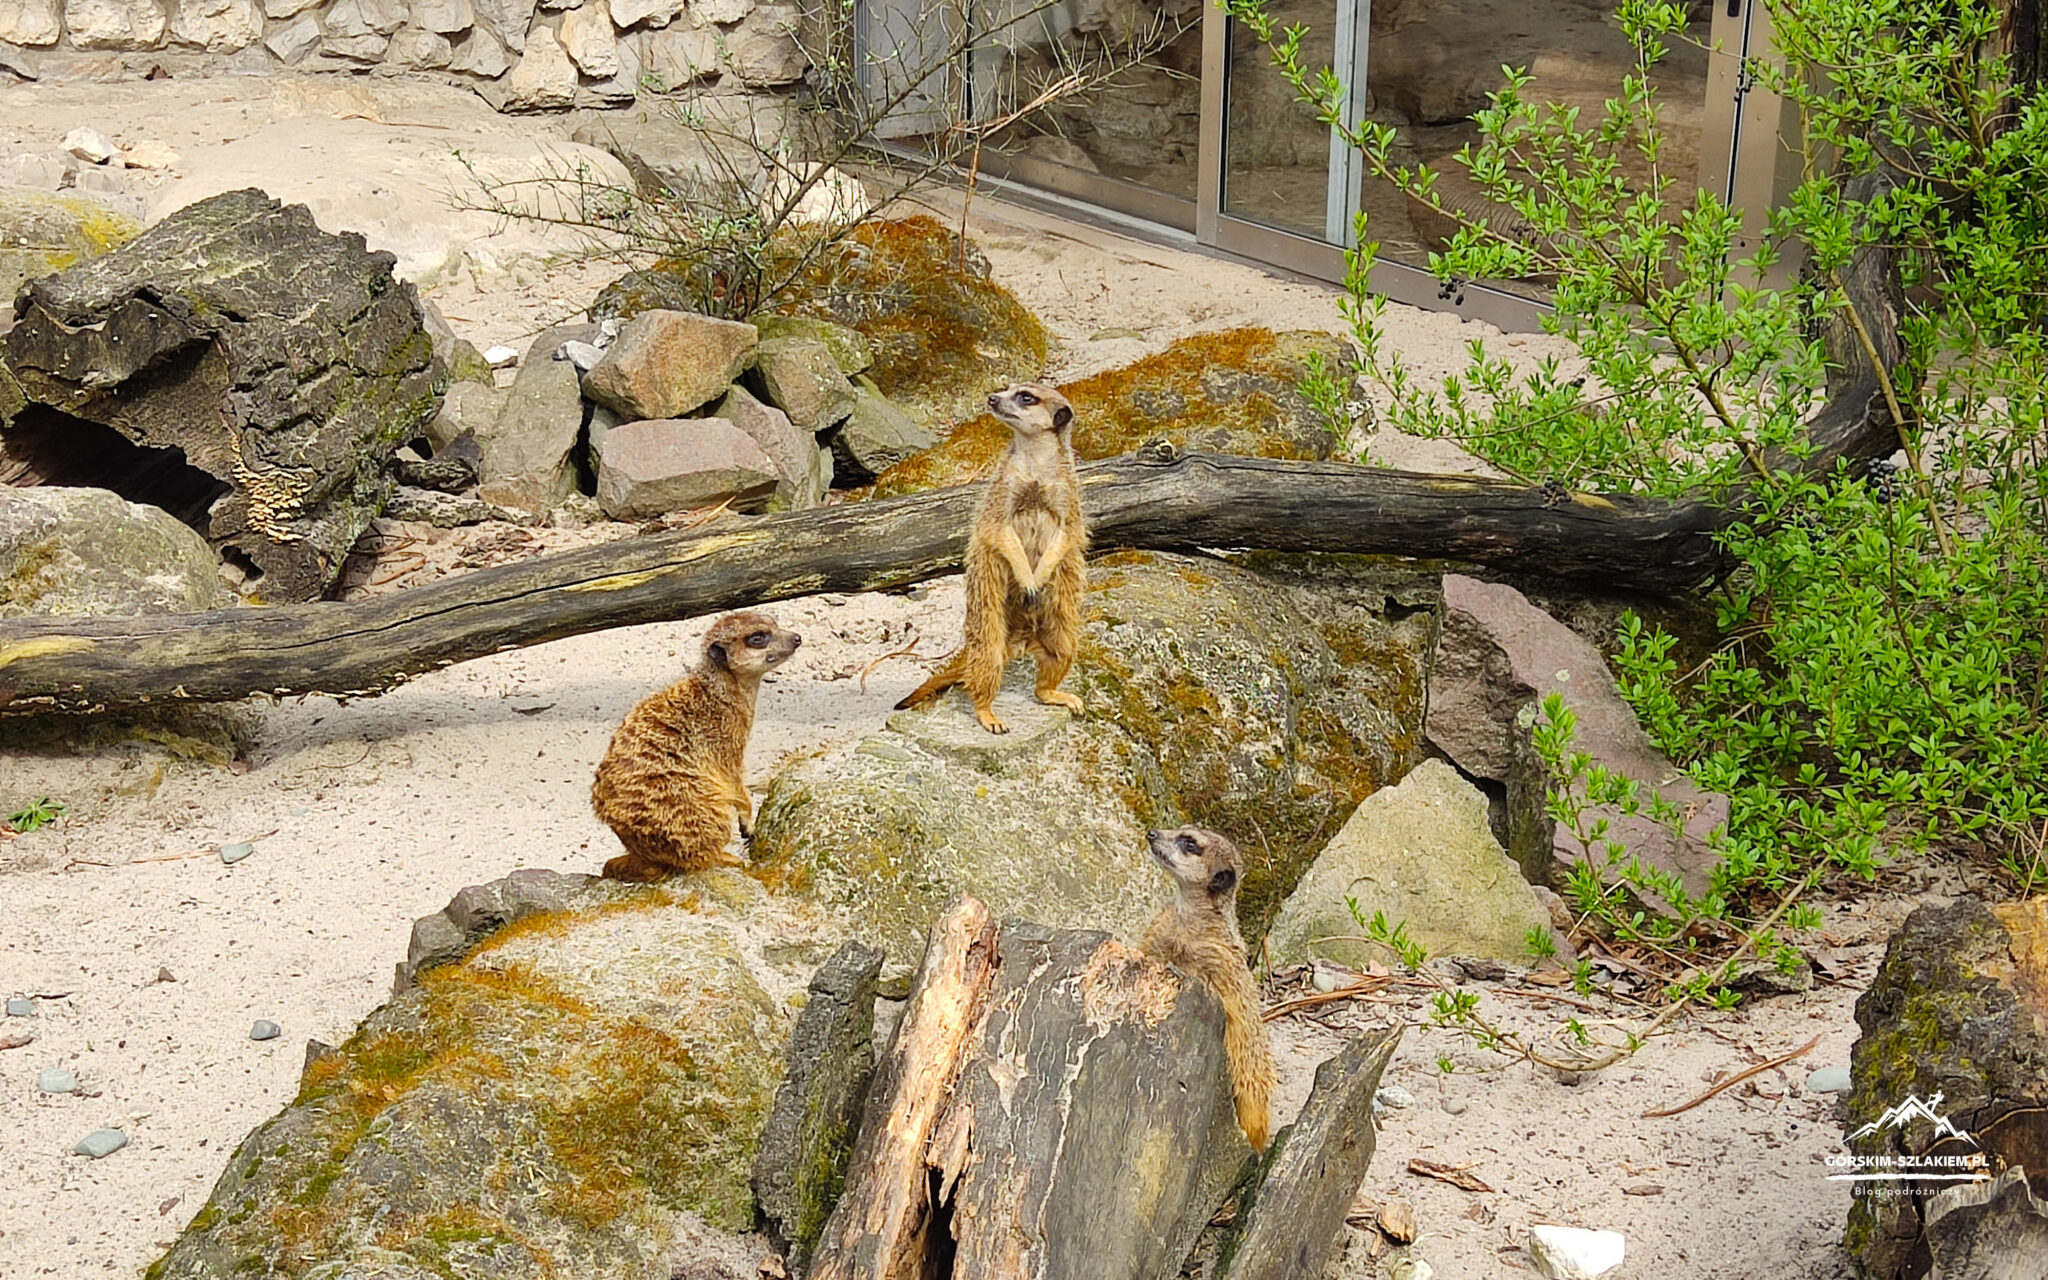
[1847,1091,1977,1146]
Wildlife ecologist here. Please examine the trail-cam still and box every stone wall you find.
[0,0,807,109]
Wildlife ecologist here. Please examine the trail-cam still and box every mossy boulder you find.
[2,485,230,617]
[0,186,140,305]
[868,328,1351,498]
[150,869,829,1280]
[749,551,1438,962]
[1842,895,2048,1280]
[592,217,1048,433]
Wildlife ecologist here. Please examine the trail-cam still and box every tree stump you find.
[0,188,442,601]
[807,897,1258,1280]
[1844,896,2048,1279]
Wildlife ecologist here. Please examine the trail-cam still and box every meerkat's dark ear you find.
[1053,404,1073,431]
[708,642,730,670]
[1207,866,1238,896]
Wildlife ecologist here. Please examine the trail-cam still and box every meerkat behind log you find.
[894,382,1087,735]
[590,610,801,881]
[1140,825,1276,1152]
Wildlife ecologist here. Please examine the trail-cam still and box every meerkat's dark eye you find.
[1016,391,1038,405]
[1176,833,1198,854]
[746,632,771,648]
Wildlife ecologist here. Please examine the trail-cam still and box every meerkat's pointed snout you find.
[986,391,1003,412]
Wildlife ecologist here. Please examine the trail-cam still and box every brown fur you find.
[894,382,1088,734]
[590,611,801,881]
[1139,826,1276,1152]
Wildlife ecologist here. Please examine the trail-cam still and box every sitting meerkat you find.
[1140,825,1277,1152]
[590,610,801,882]
[895,382,1088,734]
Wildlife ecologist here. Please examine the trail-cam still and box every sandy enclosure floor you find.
[0,73,1868,1279]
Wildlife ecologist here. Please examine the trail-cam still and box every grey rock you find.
[219,841,255,864]
[556,339,603,371]
[250,1019,281,1040]
[474,323,592,512]
[425,380,507,454]
[414,297,492,386]
[573,30,644,107]
[396,867,598,993]
[0,41,40,78]
[447,23,510,74]
[595,417,780,520]
[713,384,830,510]
[2,190,441,602]
[830,376,936,484]
[155,870,790,1278]
[1428,574,1727,912]
[61,126,118,164]
[37,1067,77,1093]
[640,19,719,86]
[724,1,801,84]
[752,940,884,1270]
[1376,1084,1416,1109]
[2,488,229,619]
[63,0,167,49]
[753,552,1437,961]
[383,25,453,68]
[1804,1065,1851,1094]
[0,185,139,307]
[5,998,32,1016]
[753,314,871,374]
[1265,759,1554,967]
[750,336,855,432]
[0,153,68,189]
[581,309,758,421]
[1441,1097,1468,1115]
[73,1128,127,1158]
[167,0,262,49]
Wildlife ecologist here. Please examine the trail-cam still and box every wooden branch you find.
[808,894,998,1280]
[0,432,1853,715]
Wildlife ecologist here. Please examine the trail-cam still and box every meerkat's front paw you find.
[975,708,1010,734]
[1039,690,1084,715]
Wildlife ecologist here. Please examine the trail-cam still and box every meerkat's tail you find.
[894,652,965,710]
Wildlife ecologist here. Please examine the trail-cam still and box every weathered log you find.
[1925,1167,2048,1280]
[1213,1026,1402,1280]
[0,188,441,602]
[938,921,1253,1280]
[809,895,999,1280]
[0,412,1885,715]
[1843,896,2048,1279]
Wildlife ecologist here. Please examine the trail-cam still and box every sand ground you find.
[1,73,1883,1280]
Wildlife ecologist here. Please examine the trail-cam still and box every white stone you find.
[766,163,870,226]
[261,0,317,17]
[724,2,802,84]
[0,0,61,47]
[410,0,472,33]
[609,0,676,26]
[493,24,576,109]
[447,22,508,73]
[641,18,714,85]
[62,126,118,164]
[120,139,180,168]
[686,0,745,22]
[483,344,519,367]
[322,0,405,37]
[470,0,534,50]
[383,24,451,65]
[64,0,167,49]
[1528,1226,1625,1280]
[262,9,318,58]
[168,0,259,49]
[557,0,616,74]
[321,30,388,58]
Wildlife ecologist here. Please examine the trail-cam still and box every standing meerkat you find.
[1140,825,1276,1152]
[895,382,1087,734]
[590,610,801,882]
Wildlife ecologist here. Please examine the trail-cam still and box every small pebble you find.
[1806,1065,1852,1093]
[6,998,34,1017]
[1441,1097,1468,1115]
[483,344,519,368]
[219,841,255,865]
[250,1020,282,1041]
[36,1068,77,1094]
[155,967,176,984]
[1386,1257,1434,1280]
[555,340,603,371]
[508,695,556,715]
[72,1129,128,1159]
[1378,1197,1417,1244]
[1377,1085,1417,1109]
[0,1030,33,1050]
